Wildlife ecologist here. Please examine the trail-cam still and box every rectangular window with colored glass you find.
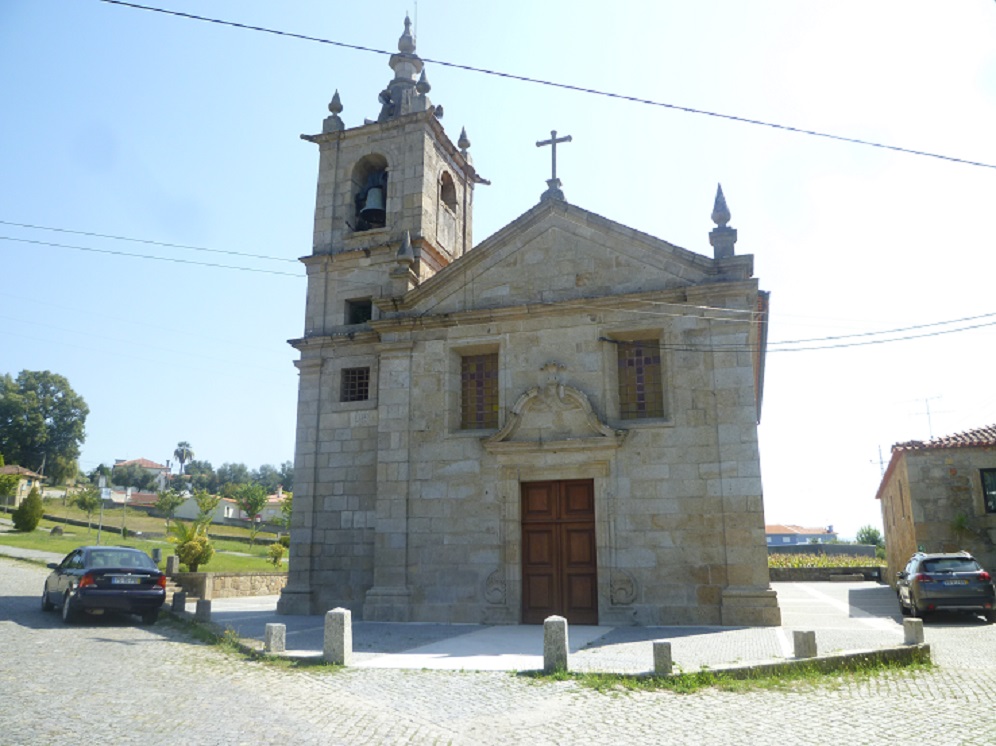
[460,353,499,429]
[617,339,664,420]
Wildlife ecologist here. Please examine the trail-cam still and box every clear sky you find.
[3,1,995,539]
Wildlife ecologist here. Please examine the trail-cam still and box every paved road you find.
[3,557,995,745]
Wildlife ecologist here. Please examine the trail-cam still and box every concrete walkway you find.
[181,582,912,673]
[2,544,914,673]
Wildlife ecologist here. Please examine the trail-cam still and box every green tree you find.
[233,482,268,547]
[71,484,102,532]
[280,489,293,531]
[192,488,221,525]
[855,525,884,547]
[278,460,294,493]
[154,488,185,532]
[173,441,194,475]
[0,454,22,508]
[12,486,44,531]
[110,463,157,491]
[168,520,214,571]
[0,370,89,484]
[216,463,251,494]
[253,463,282,493]
[184,460,217,493]
[87,463,112,486]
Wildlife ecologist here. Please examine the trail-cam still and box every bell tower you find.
[298,16,486,338]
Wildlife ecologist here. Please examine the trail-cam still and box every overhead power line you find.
[0,220,298,264]
[0,235,301,277]
[99,0,996,171]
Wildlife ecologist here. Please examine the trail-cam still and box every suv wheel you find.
[985,610,996,624]
[898,592,911,616]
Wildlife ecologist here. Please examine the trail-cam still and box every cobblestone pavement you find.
[3,557,995,745]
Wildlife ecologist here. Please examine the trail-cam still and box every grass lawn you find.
[0,513,286,574]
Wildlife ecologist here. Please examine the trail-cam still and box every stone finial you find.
[398,15,415,54]
[328,90,343,115]
[416,70,431,95]
[396,231,415,265]
[377,16,431,123]
[708,183,738,259]
[323,90,345,133]
[458,127,471,153]
[711,183,731,227]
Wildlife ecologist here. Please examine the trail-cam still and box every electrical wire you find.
[0,220,298,264]
[97,0,996,171]
[0,235,301,277]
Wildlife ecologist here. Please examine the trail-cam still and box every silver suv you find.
[896,551,996,623]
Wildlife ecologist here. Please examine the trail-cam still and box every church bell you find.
[360,187,386,225]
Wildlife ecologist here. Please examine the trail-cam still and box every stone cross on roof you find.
[536,129,572,202]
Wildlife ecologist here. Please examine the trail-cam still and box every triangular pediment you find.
[394,199,753,316]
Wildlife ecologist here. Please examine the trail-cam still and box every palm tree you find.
[173,441,194,475]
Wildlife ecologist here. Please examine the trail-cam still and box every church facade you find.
[278,18,780,627]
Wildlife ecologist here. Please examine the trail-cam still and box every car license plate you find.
[112,576,140,585]
[943,580,968,586]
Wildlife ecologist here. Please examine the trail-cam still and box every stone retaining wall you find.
[173,572,288,599]
[769,566,883,582]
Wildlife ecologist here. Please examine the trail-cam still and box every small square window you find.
[981,469,996,514]
[340,367,370,403]
[345,299,373,325]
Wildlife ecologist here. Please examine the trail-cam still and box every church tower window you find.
[352,154,389,231]
[345,298,373,325]
[439,171,457,212]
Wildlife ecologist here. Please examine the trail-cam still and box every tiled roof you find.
[0,465,45,478]
[893,424,996,452]
[113,458,167,470]
[765,524,834,535]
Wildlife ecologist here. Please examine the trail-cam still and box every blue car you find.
[41,546,166,625]
[896,551,996,623]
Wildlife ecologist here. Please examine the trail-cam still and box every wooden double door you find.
[521,479,598,625]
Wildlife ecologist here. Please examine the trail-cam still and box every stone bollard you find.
[324,608,352,666]
[653,640,673,675]
[903,618,925,645]
[171,590,187,613]
[543,615,569,673]
[165,555,180,576]
[195,598,212,623]
[793,630,817,659]
[265,623,286,654]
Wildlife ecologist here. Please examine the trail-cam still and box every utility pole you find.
[122,486,132,538]
[923,396,941,439]
[97,476,106,545]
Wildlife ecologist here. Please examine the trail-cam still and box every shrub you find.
[12,487,44,532]
[168,520,215,572]
[267,542,286,568]
[768,553,886,569]
[278,534,290,548]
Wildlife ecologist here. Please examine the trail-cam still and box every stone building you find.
[877,425,996,587]
[278,18,780,627]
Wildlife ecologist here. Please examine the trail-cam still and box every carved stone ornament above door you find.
[482,367,627,454]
